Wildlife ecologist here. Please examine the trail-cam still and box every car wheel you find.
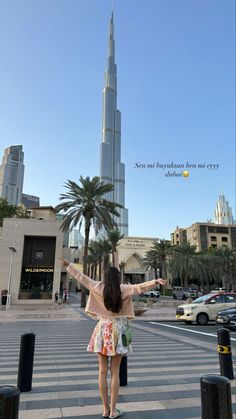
[196,313,209,326]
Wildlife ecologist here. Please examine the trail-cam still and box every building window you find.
[221,237,228,242]
[211,244,217,248]
[208,226,229,234]
[210,236,217,241]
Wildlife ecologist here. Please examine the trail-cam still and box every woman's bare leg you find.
[98,353,109,416]
[110,354,122,417]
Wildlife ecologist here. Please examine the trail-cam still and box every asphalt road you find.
[139,320,236,361]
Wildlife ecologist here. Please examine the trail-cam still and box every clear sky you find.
[0,0,235,239]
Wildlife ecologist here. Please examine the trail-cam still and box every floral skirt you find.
[87,317,131,356]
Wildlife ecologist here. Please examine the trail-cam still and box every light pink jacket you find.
[67,263,157,320]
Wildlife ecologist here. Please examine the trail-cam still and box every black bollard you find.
[201,374,232,419]
[217,328,234,379]
[119,356,127,386]
[0,386,20,419]
[17,332,35,392]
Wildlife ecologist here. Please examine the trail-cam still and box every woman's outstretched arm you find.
[60,258,98,292]
[122,278,167,297]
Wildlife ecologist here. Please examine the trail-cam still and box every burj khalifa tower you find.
[99,13,129,235]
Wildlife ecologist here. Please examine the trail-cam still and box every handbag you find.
[121,318,132,347]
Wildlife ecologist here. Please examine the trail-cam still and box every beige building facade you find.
[0,208,70,305]
[171,227,187,246]
[171,222,236,252]
[117,236,159,283]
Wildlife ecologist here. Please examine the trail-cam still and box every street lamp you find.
[6,246,17,310]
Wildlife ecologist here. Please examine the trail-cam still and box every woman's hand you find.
[155,278,167,286]
[59,257,70,268]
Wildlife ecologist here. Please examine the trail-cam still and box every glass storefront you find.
[19,236,56,300]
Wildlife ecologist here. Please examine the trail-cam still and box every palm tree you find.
[142,249,160,278]
[87,254,95,278]
[107,228,124,266]
[210,247,236,290]
[56,176,123,307]
[152,239,172,279]
[119,260,126,284]
[198,250,222,291]
[88,240,101,279]
[99,238,112,277]
[170,243,203,287]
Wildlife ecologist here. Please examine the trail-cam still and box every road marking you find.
[149,322,236,341]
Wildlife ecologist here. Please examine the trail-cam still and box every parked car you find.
[176,292,236,326]
[211,288,227,293]
[215,307,236,330]
[143,290,160,298]
[172,287,197,300]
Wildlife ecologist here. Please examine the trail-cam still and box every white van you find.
[176,292,236,325]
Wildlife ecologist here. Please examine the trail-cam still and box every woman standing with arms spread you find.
[60,257,166,419]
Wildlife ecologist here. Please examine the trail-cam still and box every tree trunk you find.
[112,247,116,266]
[94,262,97,280]
[121,268,124,284]
[98,261,102,281]
[81,219,90,308]
[184,273,188,288]
[103,254,110,272]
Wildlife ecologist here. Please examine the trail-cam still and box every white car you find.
[143,290,160,298]
[176,292,236,326]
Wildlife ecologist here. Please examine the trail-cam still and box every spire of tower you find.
[108,11,115,58]
[111,0,114,16]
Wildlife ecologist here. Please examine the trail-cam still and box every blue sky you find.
[0,0,235,239]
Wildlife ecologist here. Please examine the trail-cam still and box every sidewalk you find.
[0,302,86,322]
[0,298,178,322]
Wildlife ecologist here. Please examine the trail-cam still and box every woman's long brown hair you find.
[103,267,122,313]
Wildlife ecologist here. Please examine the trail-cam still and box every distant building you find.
[117,236,160,283]
[55,213,69,248]
[214,194,234,225]
[0,145,24,205]
[69,228,85,249]
[171,222,236,252]
[171,227,187,246]
[21,193,40,209]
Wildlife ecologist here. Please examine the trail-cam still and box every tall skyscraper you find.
[99,13,129,235]
[0,145,24,206]
[214,194,235,225]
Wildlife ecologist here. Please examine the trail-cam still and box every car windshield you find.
[192,294,212,304]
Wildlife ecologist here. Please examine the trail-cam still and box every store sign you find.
[119,239,151,248]
[24,267,54,273]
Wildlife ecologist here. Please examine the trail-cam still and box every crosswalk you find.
[0,318,235,419]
